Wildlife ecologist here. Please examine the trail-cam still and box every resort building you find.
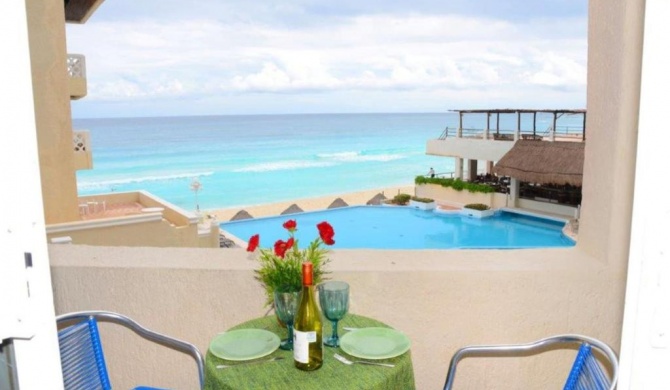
[2,0,668,389]
[422,109,586,219]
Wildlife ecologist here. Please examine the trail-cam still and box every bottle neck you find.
[302,262,314,286]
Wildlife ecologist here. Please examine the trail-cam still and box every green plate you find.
[209,329,280,361]
[339,327,410,360]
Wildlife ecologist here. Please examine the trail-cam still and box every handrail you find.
[443,334,618,390]
[438,126,584,140]
[57,310,205,390]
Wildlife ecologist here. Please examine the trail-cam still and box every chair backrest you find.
[443,334,618,390]
[564,343,612,390]
[57,317,111,390]
[57,311,205,390]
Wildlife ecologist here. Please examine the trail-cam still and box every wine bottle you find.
[293,262,323,371]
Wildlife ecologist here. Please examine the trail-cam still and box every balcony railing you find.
[67,54,86,78]
[67,54,87,99]
[437,126,585,142]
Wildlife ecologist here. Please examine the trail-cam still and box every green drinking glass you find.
[318,281,350,347]
[274,290,301,350]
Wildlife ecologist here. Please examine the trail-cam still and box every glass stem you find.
[287,324,294,345]
[331,320,339,341]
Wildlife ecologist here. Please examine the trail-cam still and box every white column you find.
[619,1,670,387]
[550,112,557,141]
[455,158,463,179]
[509,178,520,207]
[514,111,521,141]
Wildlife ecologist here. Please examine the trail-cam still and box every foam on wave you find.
[233,160,336,173]
[317,151,406,162]
[78,171,214,189]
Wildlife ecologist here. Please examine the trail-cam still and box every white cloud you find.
[66,11,586,115]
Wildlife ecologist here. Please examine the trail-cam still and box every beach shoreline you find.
[206,184,416,222]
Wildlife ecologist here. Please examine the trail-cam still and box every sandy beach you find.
[207,184,416,221]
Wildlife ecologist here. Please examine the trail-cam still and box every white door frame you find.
[0,1,64,388]
[618,0,670,388]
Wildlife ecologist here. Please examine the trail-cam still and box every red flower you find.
[317,221,335,245]
[282,219,297,232]
[246,234,260,252]
[274,238,294,258]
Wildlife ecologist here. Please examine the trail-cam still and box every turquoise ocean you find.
[74,112,583,212]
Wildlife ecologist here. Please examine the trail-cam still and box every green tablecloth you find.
[205,314,416,390]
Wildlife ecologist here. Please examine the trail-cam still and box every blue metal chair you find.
[57,311,204,390]
[443,334,618,390]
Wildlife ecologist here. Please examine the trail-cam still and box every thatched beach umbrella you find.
[493,140,585,186]
[366,193,387,205]
[230,210,253,221]
[327,198,349,209]
[280,204,304,215]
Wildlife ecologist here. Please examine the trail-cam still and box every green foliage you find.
[464,203,491,211]
[391,193,412,205]
[410,196,434,203]
[254,238,330,307]
[414,176,494,194]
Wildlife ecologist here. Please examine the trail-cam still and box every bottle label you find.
[293,329,317,363]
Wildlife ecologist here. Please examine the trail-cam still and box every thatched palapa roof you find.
[493,141,585,186]
[366,193,387,205]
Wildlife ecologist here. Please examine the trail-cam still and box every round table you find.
[204,314,416,390]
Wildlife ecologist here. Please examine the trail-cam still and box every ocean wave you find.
[232,161,335,173]
[317,151,407,162]
[78,171,214,189]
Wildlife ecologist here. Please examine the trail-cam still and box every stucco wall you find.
[50,245,618,390]
[578,0,643,263]
[47,218,200,247]
[26,0,80,224]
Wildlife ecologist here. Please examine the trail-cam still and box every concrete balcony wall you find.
[46,191,219,248]
[427,138,516,161]
[517,198,579,218]
[138,191,196,227]
[49,245,622,390]
[72,130,92,170]
[47,216,199,247]
[67,54,86,99]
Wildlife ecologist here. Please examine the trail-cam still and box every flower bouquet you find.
[247,219,334,307]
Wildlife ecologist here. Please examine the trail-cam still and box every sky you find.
[66,0,588,118]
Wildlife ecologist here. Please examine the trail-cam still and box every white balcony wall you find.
[49,244,621,390]
[427,138,516,162]
[67,54,86,99]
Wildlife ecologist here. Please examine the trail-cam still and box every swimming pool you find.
[220,206,575,249]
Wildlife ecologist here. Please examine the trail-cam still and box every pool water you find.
[220,206,575,250]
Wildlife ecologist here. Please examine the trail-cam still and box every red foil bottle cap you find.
[302,262,313,286]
